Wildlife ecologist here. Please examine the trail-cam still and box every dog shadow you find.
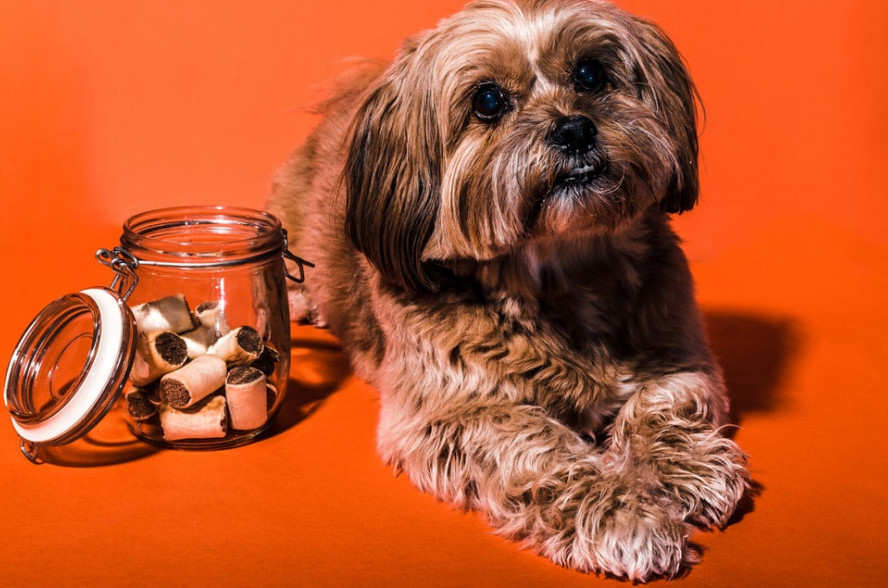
[702,309,801,527]
[704,309,801,420]
[261,329,350,439]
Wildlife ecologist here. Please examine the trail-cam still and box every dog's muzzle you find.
[547,115,597,155]
[546,115,608,192]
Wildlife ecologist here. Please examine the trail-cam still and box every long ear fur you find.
[631,18,701,214]
[344,50,443,293]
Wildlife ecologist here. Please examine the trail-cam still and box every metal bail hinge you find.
[96,247,140,300]
[281,229,315,283]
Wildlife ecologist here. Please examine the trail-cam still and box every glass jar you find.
[4,206,311,462]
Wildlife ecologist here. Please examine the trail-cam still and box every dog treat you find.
[225,366,268,430]
[123,296,281,438]
[125,387,159,421]
[209,326,264,365]
[132,294,196,334]
[129,331,189,386]
[250,344,281,376]
[180,326,217,359]
[159,354,228,409]
[194,301,231,337]
[160,395,228,441]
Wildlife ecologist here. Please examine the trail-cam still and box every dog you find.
[267,0,749,580]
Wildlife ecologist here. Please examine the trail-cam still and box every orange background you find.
[1,1,886,586]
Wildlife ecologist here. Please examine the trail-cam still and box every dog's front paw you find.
[526,476,693,581]
[565,498,690,581]
[649,430,750,528]
[287,287,326,327]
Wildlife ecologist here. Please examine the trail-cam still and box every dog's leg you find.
[285,285,327,328]
[377,396,695,580]
[607,371,749,529]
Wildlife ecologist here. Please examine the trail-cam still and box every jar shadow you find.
[28,410,161,467]
[261,330,350,438]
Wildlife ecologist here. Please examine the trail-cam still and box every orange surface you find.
[1,1,886,586]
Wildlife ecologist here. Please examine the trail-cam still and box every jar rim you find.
[120,206,283,263]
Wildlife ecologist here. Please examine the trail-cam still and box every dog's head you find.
[345,0,699,291]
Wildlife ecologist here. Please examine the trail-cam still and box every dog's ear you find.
[631,18,700,214]
[344,57,443,292]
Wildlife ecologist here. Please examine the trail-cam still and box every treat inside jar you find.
[225,366,268,431]
[161,396,228,441]
[124,295,280,441]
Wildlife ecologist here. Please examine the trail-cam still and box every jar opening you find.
[120,206,283,264]
[6,295,99,424]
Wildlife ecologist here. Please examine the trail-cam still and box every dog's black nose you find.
[547,115,597,154]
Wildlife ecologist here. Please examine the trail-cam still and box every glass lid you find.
[4,287,136,459]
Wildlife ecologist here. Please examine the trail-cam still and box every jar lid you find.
[4,287,136,454]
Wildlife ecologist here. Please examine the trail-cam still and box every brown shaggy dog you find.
[268,0,749,580]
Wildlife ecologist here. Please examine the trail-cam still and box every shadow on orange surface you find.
[705,310,800,421]
[22,408,160,467]
[703,310,799,534]
[261,328,350,440]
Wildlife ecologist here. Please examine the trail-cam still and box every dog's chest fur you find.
[366,210,706,438]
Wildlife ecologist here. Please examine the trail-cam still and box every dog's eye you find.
[472,83,510,123]
[574,58,606,92]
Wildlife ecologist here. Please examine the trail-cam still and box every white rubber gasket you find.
[10,288,124,444]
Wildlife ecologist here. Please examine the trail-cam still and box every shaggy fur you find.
[268,0,749,580]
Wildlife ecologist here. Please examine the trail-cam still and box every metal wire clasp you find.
[95,247,140,300]
[281,229,315,283]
